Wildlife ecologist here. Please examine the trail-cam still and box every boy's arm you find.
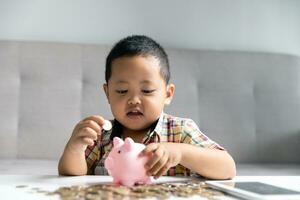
[142,142,236,180]
[58,142,88,176]
[58,115,105,176]
[179,119,236,179]
[179,143,236,179]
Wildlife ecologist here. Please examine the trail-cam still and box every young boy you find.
[58,35,236,179]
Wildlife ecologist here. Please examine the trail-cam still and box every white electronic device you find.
[205,181,300,200]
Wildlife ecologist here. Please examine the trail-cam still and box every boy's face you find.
[103,55,174,132]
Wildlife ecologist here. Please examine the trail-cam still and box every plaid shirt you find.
[85,112,224,176]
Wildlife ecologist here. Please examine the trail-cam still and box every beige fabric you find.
[1,41,300,163]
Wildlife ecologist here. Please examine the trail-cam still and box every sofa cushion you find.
[0,41,299,163]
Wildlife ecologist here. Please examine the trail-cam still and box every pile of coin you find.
[44,180,224,200]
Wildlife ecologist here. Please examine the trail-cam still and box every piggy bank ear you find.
[124,137,134,151]
[113,137,124,148]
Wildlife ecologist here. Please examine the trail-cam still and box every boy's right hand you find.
[66,115,105,154]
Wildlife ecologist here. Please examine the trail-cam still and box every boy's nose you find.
[128,96,141,105]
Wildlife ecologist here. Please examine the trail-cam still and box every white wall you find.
[0,0,299,56]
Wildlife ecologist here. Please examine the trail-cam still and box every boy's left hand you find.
[141,143,182,179]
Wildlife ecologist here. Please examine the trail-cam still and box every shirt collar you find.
[142,112,165,143]
[152,111,165,136]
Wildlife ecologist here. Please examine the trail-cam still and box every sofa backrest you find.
[1,41,299,163]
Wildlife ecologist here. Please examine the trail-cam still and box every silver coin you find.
[103,120,112,131]
[44,180,225,200]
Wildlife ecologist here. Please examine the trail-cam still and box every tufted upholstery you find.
[1,41,300,163]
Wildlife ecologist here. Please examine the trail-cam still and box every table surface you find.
[0,175,300,200]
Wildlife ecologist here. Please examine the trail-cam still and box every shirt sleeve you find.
[85,141,100,175]
[180,119,225,150]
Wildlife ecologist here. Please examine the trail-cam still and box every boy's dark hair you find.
[105,35,170,84]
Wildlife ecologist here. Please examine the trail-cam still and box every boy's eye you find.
[116,90,128,94]
[142,89,155,94]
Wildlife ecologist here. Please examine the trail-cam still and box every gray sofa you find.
[0,41,299,175]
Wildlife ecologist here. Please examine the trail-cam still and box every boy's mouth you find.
[126,110,143,117]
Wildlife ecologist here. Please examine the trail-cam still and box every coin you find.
[103,120,112,131]
[42,179,224,200]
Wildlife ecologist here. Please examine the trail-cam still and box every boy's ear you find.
[103,83,110,104]
[164,84,175,105]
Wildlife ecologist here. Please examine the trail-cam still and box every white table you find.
[0,175,300,200]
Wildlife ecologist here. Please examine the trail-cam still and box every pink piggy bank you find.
[104,137,151,187]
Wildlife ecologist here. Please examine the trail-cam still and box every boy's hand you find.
[141,143,182,179]
[66,115,105,154]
